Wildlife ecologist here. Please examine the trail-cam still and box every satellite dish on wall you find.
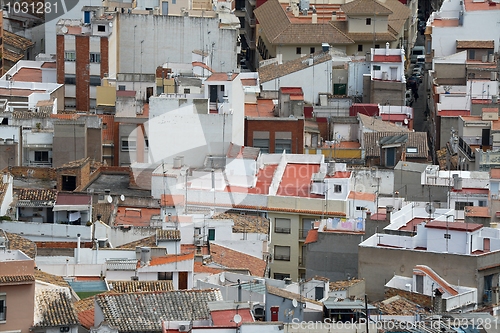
[120,194,125,202]
[425,203,435,215]
[404,118,409,125]
[233,314,242,324]
[107,196,113,203]
[292,299,298,308]
[61,26,68,34]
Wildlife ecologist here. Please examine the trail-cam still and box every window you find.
[455,201,473,210]
[334,184,342,193]
[310,47,315,54]
[183,88,190,94]
[479,201,487,207]
[121,137,136,151]
[274,273,290,280]
[426,40,431,54]
[358,45,363,52]
[97,25,106,32]
[118,85,126,91]
[253,131,270,153]
[356,206,365,211]
[373,65,381,70]
[64,51,76,61]
[275,131,292,153]
[89,76,101,86]
[145,138,149,150]
[158,272,173,280]
[0,294,5,321]
[34,151,49,162]
[64,74,76,85]
[89,52,101,63]
[275,218,291,234]
[103,123,107,129]
[374,44,380,49]
[208,228,215,241]
[274,245,290,261]
[468,50,475,60]
[406,147,418,153]
[296,47,301,54]
[366,18,371,25]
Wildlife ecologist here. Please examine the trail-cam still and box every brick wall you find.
[245,118,304,154]
[100,37,109,78]
[9,166,56,180]
[75,35,90,111]
[56,35,65,85]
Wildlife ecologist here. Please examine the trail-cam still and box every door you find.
[386,148,396,167]
[484,238,491,252]
[270,306,279,321]
[178,271,188,289]
[208,228,215,241]
[209,85,218,102]
[161,1,168,15]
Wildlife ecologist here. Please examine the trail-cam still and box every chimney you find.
[331,11,336,21]
[76,233,81,264]
[308,54,313,66]
[227,72,232,81]
[385,42,390,56]
[237,279,242,302]
[365,211,371,220]
[312,13,317,23]
[385,205,393,222]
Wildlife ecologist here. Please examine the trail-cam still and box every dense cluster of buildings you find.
[0,0,499,330]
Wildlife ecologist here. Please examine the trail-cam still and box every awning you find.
[52,205,89,212]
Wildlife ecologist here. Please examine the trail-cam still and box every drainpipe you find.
[76,233,81,264]
[237,279,242,302]
[65,258,69,277]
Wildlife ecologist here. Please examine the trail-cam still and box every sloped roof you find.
[116,235,157,249]
[209,243,266,277]
[213,213,270,234]
[304,229,319,244]
[254,0,353,46]
[95,290,223,332]
[382,0,411,37]
[33,289,79,327]
[4,231,37,259]
[457,40,495,49]
[374,296,430,316]
[108,280,174,293]
[0,274,34,283]
[259,51,333,83]
[156,229,181,241]
[4,30,34,50]
[266,285,322,305]
[16,188,56,207]
[363,131,428,158]
[341,0,392,15]
[359,113,411,132]
[226,142,260,160]
[34,269,70,287]
[329,279,363,291]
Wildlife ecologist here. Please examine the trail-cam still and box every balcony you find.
[298,256,305,268]
[458,136,475,160]
[274,255,290,261]
[245,10,256,27]
[275,227,291,234]
[299,228,310,240]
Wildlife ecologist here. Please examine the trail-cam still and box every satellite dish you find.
[404,118,409,125]
[425,203,435,215]
[120,194,125,202]
[233,314,242,324]
[61,26,68,34]
[219,273,225,283]
[107,196,113,203]
[108,22,113,27]
[292,299,298,308]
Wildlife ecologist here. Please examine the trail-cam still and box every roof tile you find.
[33,289,79,327]
[210,243,266,277]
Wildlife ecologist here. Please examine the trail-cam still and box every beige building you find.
[0,249,36,333]
[254,0,410,63]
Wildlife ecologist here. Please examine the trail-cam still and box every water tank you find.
[327,161,336,175]
[141,247,151,264]
[489,54,495,63]
[173,156,183,169]
[482,55,488,63]
[453,174,463,190]
[299,0,309,11]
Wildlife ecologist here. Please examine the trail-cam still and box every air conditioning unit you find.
[195,238,203,246]
[382,71,389,80]
[178,323,191,332]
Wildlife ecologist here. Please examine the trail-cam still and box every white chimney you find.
[312,13,317,23]
[227,72,232,80]
[331,11,336,21]
[385,42,390,56]
[76,233,81,264]
[308,55,313,66]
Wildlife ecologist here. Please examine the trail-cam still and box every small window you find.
[366,18,371,25]
[64,74,76,85]
[373,65,381,70]
[274,273,290,280]
[97,25,106,32]
[183,88,190,94]
[274,245,290,261]
[0,294,5,321]
[356,206,365,211]
[310,47,315,54]
[275,218,291,234]
[296,47,301,54]
[34,151,49,162]
[406,147,418,153]
[118,85,126,91]
[64,51,76,62]
[90,52,101,63]
[172,0,176,4]
[334,184,342,193]
[479,201,487,207]
[358,45,363,52]
[89,76,101,86]
[121,137,136,151]
[375,44,380,49]
[158,272,173,280]
[455,201,473,210]
[103,123,107,129]
[468,50,475,60]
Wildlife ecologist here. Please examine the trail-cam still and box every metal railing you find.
[274,255,290,261]
[299,229,310,240]
[275,227,291,234]
[458,137,475,160]
[298,257,305,267]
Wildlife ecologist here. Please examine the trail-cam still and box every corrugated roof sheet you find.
[109,280,174,293]
[95,290,223,331]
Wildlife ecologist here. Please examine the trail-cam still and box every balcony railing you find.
[483,290,492,303]
[245,11,256,27]
[458,136,475,160]
[299,228,310,240]
[298,256,305,267]
[274,255,290,261]
[275,227,291,234]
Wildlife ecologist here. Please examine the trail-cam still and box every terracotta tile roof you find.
[56,157,90,170]
[116,235,157,249]
[259,51,333,83]
[375,296,430,315]
[381,0,411,37]
[4,231,37,258]
[348,191,376,202]
[3,48,24,63]
[359,113,411,132]
[50,114,81,120]
[465,206,490,218]
[244,99,275,117]
[114,207,160,227]
[194,262,225,274]
[254,0,353,45]
[108,280,174,293]
[213,213,270,234]
[0,274,35,283]
[33,289,79,327]
[77,308,94,329]
[16,188,56,201]
[209,243,266,277]
[156,229,181,240]
[34,269,70,287]
[95,289,223,331]
[267,285,322,305]
[4,30,34,50]
[457,40,495,49]
[12,67,42,82]
[329,278,363,291]
[306,275,329,283]
[148,252,194,266]
[304,229,319,244]
[341,0,392,15]
[363,131,428,158]
[206,73,238,81]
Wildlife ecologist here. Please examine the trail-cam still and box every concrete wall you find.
[116,14,238,75]
[265,292,305,322]
[348,15,388,34]
[369,80,406,105]
[87,127,103,163]
[305,232,364,281]
[52,122,87,168]
[393,169,448,204]
[434,63,466,85]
